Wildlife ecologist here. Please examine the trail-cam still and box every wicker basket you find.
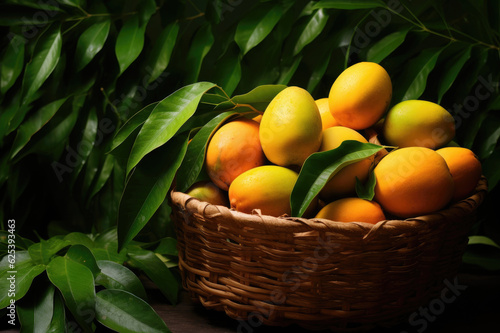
[170,177,487,332]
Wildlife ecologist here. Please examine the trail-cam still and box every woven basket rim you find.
[170,176,487,239]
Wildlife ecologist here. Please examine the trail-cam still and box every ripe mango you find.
[383,100,455,149]
[259,87,322,167]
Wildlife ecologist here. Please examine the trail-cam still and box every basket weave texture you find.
[170,177,487,332]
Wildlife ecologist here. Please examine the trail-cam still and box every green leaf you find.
[291,141,384,217]
[96,289,170,333]
[65,244,100,278]
[397,46,446,102]
[212,50,242,97]
[28,237,71,265]
[313,0,385,9]
[476,114,500,160]
[119,135,188,250]
[366,28,410,63]
[46,256,96,333]
[110,103,157,152]
[58,0,83,7]
[0,231,34,250]
[217,84,287,111]
[463,243,500,271]
[127,82,215,175]
[293,9,329,56]
[115,16,146,75]
[277,55,303,85]
[75,18,111,71]
[355,169,376,200]
[139,0,156,27]
[70,107,98,185]
[96,260,148,300]
[20,95,81,162]
[47,291,66,333]
[21,23,62,103]
[469,235,500,249]
[0,252,45,308]
[93,229,128,263]
[1,33,25,94]
[185,24,214,83]
[176,110,239,192]
[10,98,68,159]
[63,232,94,249]
[235,3,284,55]
[155,237,178,256]
[307,48,332,93]
[437,46,472,103]
[17,284,55,333]
[482,147,500,191]
[88,154,116,200]
[147,22,179,84]
[128,249,179,304]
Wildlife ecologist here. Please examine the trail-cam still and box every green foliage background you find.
[1,0,499,331]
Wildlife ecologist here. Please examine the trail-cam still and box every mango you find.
[259,86,322,167]
[383,100,455,149]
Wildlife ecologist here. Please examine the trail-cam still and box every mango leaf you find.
[63,232,94,249]
[65,244,100,279]
[96,289,170,333]
[47,292,66,333]
[235,3,284,55]
[307,47,332,93]
[293,9,329,56]
[28,237,71,265]
[115,16,145,75]
[96,260,147,300]
[0,231,34,250]
[277,55,303,85]
[366,28,410,63]
[313,0,385,9]
[1,33,25,94]
[0,251,46,308]
[212,48,242,97]
[396,46,446,102]
[482,147,500,190]
[110,103,157,152]
[463,242,500,271]
[17,284,55,333]
[93,229,128,263]
[128,249,179,304]
[437,46,472,103]
[291,141,384,217]
[9,98,68,159]
[155,237,178,256]
[468,235,500,249]
[185,24,214,83]
[476,114,500,160]
[139,0,156,27]
[355,169,376,200]
[19,95,81,162]
[175,110,239,192]
[58,0,83,7]
[88,154,116,200]
[46,256,95,333]
[70,107,98,185]
[119,135,188,250]
[21,23,62,103]
[3,0,63,11]
[147,22,179,84]
[127,82,215,175]
[216,84,287,111]
[75,18,111,71]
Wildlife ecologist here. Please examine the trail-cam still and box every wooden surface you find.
[2,271,499,332]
